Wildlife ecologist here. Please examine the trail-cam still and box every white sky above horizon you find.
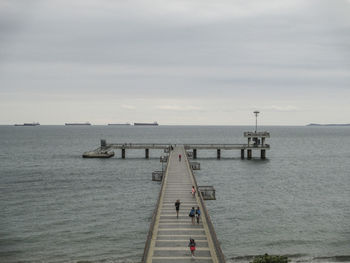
[0,0,349,125]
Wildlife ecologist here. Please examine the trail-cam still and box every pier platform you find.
[83,138,270,159]
[142,146,225,263]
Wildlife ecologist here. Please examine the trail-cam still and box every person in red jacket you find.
[188,238,196,257]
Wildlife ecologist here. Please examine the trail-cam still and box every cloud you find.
[261,105,300,112]
[155,105,202,112]
[120,104,136,110]
[0,0,349,124]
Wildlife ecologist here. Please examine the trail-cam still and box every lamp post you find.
[254,111,260,133]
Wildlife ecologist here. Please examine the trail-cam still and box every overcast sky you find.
[0,0,349,125]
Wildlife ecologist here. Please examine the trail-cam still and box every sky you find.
[0,0,349,125]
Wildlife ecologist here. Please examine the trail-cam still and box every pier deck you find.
[142,146,225,263]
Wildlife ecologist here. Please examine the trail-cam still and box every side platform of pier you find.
[142,146,225,263]
[83,132,270,160]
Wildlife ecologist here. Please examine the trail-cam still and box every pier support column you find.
[217,149,221,159]
[145,148,149,159]
[121,149,126,159]
[247,149,252,160]
[241,149,245,159]
[193,149,197,159]
[261,149,266,159]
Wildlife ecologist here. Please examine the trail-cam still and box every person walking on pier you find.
[175,199,181,219]
[189,207,196,225]
[178,154,181,161]
[195,206,201,224]
[191,186,196,198]
[188,238,196,258]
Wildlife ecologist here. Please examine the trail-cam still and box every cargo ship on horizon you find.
[65,122,91,126]
[108,123,131,126]
[134,121,159,126]
[14,122,40,126]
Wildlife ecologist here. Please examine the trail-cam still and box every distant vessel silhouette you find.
[108,123,131,126]
[307,123,350,126]
[14,122,40,126]
[65,122,91,126]
[134,121,159,126]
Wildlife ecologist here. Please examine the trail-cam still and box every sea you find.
[0,125,349,263]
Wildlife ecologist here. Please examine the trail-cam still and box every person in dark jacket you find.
[195,206,201,224]
[175,199,181,219]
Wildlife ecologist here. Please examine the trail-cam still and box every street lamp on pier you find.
[254,111,260,133]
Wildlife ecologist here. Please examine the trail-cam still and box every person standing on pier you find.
[191,186,196,198]
[188,238,196,258]
[178,154,181,161]
[189,207,196,225]
[195,206,201,224]
[175,199,181,219]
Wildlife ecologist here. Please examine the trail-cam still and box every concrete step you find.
[157,229,206,235]
[153,247,211,257]
[156,240,208,248]
[157,234,207,241]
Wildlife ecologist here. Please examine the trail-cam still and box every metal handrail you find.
[188,161,226,262]
[141,153,170,262]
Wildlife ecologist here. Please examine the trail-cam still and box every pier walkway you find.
[142,146,225,263]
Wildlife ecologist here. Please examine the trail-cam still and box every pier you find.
[82,130,271,261]
[82,131,270,159]
[142,146,225,262]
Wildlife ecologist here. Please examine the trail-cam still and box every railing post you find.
[122,148,126,159]
[217,149,221,159]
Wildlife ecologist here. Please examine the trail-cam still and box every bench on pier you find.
[190,162,200,170]
[198,186,216,200]
[152,171,164,181]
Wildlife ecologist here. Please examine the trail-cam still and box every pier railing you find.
[108,143,171,149]
[188,159,226,263]
[101,143,270,150]
[141,152,170,262]
[184,143,270,149]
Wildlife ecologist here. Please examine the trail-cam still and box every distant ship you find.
[307,123,350,127]
[65,122,91,126]
[134,121,159,126]
[108,123,131,126]
[14,122,40,126]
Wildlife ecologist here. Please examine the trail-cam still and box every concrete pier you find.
[84,132,270,160]
[142,146,225,263]
[247,149,252,160]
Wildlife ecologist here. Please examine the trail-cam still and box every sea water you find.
[0,126,349,263]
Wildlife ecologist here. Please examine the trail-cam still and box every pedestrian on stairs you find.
[175,199,181,219]
[188,238,196,258]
